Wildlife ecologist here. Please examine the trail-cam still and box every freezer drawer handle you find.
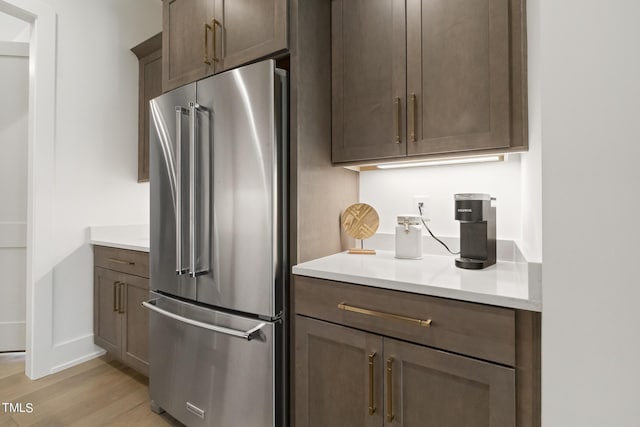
[186,402,205,419]
[142,300,265,341]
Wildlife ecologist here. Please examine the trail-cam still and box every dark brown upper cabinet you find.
[162,0,215,92]
[332,0,406,163]
[132,33,162,182]
[332,0,527,164]
[214,0,288,72]
[162,0,287,93]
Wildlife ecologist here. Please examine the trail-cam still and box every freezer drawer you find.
[146,292,279,427]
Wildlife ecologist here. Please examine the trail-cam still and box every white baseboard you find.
[53,332,94,349]
[50,348,106,374]
[0,320,26,351]
[50,333,106,375]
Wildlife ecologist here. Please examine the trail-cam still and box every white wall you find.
[541,1,640,426]
[0,11,29,41]
[0,47,28,351]
[520,0,542,263]
[49,1,160,358]
[2,0,161,375]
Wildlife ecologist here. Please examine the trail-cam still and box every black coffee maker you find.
[454,193,496,269]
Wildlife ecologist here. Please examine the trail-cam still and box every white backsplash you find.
[365,233,525,262]
[359,154,523,241]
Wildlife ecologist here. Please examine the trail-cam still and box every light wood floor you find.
[0,353,182,426]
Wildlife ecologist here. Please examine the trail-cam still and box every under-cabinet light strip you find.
[376,155,504,169]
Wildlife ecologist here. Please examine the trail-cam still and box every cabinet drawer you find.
[295,276,516,366]
[94,246,149,278]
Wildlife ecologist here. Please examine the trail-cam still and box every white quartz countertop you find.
[292,251,541,311]
[89,225,150,252]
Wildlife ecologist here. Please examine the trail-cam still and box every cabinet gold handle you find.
[107,258,134,266]
[113,281,119,312]
[337,303,432,327]
[394,97,401,144]
[212,19,221,62]
[203,22,212,64]
[386,358,394,422]
[118,282,125,314]
[368,352,376,415]
[409,93,416,142]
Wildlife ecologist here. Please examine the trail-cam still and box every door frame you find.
[0,0,57,379]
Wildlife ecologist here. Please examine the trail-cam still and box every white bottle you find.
[395,215,423,259]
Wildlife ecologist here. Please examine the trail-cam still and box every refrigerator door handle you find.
[142,299,266,341]
[175,106,188,275]
[188,101,199,277]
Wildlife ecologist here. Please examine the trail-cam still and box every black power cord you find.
[418,203,460,255]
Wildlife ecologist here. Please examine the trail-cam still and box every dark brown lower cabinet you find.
[385,337,515,427]
[293,276,540,426]
[121,273,150,375]
[296,316,514,427]
[94,267,123,356]
[295,316,383,427]
[94,247,150,376]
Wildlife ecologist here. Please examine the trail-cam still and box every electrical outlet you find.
[413,195,430,220]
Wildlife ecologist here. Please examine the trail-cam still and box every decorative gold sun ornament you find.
[341,203,379,255]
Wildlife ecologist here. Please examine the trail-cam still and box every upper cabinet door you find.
[332,0,407,163]
[162,0,215,92]
[406,0,511,155]
[214,0,288,72]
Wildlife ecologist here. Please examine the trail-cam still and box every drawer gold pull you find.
[368,352,376,415]
[409,93,416,142]
[203,21,212,64]
[337,303,432,327]
[386,358,394,422]
[107,258,135,266]
[113,281,120,312]
[394,97,401,144]
[118,282,125,314]
[212,19,221,62]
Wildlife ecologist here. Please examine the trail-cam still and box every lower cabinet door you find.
[94,267,122,356]
[384,338,515,427]
[295,315,383,427]
[122,273,150,376]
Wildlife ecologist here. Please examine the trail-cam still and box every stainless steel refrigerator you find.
[144,59,287,427]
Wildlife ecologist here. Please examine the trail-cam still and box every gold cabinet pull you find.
[394,97,401,144]
[368,352,376,415]
[409,93,416,142]
[337,303,432,327]
[118,282,126,314]
[203,22,211,64]
[107,257,134,266]
[113,281,120,312]
[386,358,394,422]
[212,19,221,62]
